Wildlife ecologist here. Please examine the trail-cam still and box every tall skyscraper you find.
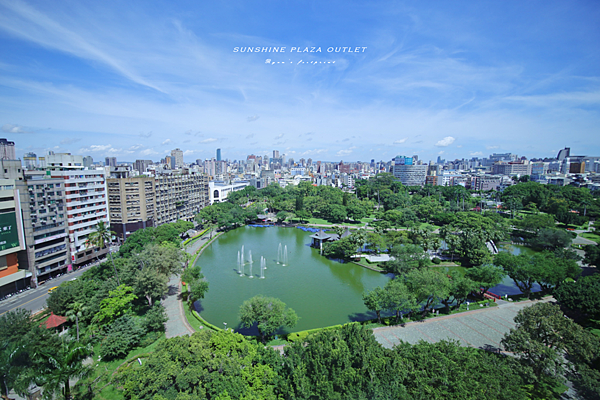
[273,150,280,159]
[171,148,184,168]
[216,148,222,161]
[105,157,117,167]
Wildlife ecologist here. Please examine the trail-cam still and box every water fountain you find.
[260,257,265,279]
[282,245,288,266]
[277,243,282,264]
[237,251,242,275]
[248,250,253,278]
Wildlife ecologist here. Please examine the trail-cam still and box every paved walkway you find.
[373,298,553,352]
[163,274,194,338]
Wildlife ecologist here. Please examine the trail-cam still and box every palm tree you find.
[66,302,86,341]
[86,221,120,285]
[36,338,93,400]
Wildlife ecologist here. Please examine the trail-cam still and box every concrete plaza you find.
[373,298,552,352]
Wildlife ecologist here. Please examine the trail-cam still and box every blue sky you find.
[0,0,599,163]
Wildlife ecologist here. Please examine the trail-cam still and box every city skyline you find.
[1,1,599,162]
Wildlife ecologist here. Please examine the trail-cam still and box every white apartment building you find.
[49,157,109,266]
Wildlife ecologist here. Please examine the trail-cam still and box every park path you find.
[163,274,194,338]
[373,297,554,352]
[163,232,218,338]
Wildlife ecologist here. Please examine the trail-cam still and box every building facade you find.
[154,172,209,225]
[107,176,155,241]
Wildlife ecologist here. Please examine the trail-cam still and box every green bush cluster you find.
[287,322,359,343]
[431,257,441,264]
[100,315,145,360]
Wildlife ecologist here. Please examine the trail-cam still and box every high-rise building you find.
[24,152,37,170]
[107,176,155,241]
[105,157,117,167]
[134,159,153,174]
[83,156,94,168]
[154,172,209,225]
[216,149,222,161]
[0,139,16,160]
[171,148,184,168]
[557,147,570,161]
[48,155,110,266]
[392,156,428,186]
[273,150,280,159]
[16,170,69,287]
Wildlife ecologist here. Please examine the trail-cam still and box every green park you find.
[3,176,600,399]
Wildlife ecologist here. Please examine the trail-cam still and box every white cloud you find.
[438,151,445,155]
[129,144,144,150]
[183,150,195,155]
[80,144,112,152]
[486,145,499,150]
[2,123,33,133]
[139,132,152,138]
[199,138,217,143]
[140,148,157,155]
[161,139,172,145]
[336,149,354,156]
[247,115,260,122]
[470,151,483,156]
[393,138,408,144]
[435,136,456,147]
[60,137,80,145]
[275,133,284,139]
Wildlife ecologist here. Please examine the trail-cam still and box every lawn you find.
[581,232,600,244]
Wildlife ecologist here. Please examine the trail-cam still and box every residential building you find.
[491,161,532,176]
[209,181,249,204]
[107,176,155,241]
[216,149,222,161]
[154,172,209,225]
[0,138,16,160]
[24,152,37,170]
[48,156,110,266]
[16,171,70,286]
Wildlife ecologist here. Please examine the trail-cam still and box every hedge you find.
[287,322,359,343]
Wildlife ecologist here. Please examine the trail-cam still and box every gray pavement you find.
[163,274,194,338]
[373,298,553,352]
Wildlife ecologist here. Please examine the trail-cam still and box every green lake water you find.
[193,226,391,334]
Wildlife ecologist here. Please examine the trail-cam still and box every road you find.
[0,267,90,316]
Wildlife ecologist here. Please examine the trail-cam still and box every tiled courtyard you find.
[373,299,551,351]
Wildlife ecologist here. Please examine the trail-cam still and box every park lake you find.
[194,226,540,334]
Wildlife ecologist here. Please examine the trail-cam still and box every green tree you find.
[554,274,600,318]
[362,286,387,324]
[441,271,479,311]
[405,268,450,313]
[93,284,137,325]
[35,337,93,400]
[517,214,555,233]
[465,264,506,297]
[501,303,600,396]
[322,204,347,223]
[86,220,119,284]
[134,267,168,306]
[322,237,357,260]
[384,244,430,275]
[143,303,168,332]
[100,315,145,360]
[0,340,28,400]
[383,279,418,322]
[583,244,600,267]
[120,330,279,400]
[528,228,573,250]
[66,302,86,341]
[182,264,209,304]
[138,243,185,276]
[494,252,540,299]
[239,295,298,343]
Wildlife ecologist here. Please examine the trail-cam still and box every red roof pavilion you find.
[42,312,67,329]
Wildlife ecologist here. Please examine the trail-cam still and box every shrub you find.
[143,303,168,332]
[100,315,145,360]
[431,257,441,265]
